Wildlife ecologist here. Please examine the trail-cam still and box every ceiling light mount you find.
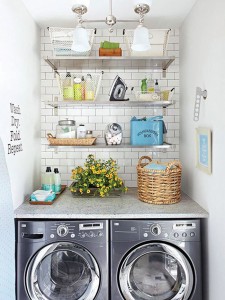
[134,3,150,15]
[72,4,87,16]
[106,15,117,27]
[72,4,88,25]
[134,3,150,26]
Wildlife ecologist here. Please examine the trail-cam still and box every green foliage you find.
[70,154,127,197]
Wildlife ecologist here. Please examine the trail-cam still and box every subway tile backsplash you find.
[41,28,180,187]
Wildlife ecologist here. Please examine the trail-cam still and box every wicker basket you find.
[47,133,97,146]
[48,27,95,56]
[137,156,182,205]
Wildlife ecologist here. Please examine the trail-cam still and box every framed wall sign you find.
[195,127,212,174]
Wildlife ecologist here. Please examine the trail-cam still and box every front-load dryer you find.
[16,220,108,300]
[110,219,202,300]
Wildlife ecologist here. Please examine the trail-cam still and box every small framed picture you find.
[195,128,212,174]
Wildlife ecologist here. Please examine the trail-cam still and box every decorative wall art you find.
[195,127,212,174]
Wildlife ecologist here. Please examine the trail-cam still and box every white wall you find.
[180,0,225,299]
[0,0,41,208]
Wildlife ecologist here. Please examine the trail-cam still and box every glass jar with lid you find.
[56,119,76,138]
[86,130,93,138]
[105,123,122,145]
[77,124,86,139]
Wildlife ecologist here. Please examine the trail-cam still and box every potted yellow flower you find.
[70,154,127,197]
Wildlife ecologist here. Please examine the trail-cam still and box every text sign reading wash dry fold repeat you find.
[8,103,23,155]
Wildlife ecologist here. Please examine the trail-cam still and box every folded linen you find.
[144,163,167,171]
[100,41,120,49]
[30,190,56,202]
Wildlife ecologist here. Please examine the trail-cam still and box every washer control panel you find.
[78,222,104,239]
[142,221,199,241]
[46,221,105,241]
[172,222,198,241]
[111,220,200,242]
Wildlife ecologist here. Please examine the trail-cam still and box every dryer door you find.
[25,242,100,300]
[119,243,194,300]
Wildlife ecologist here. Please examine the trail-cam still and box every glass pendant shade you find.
[131,26,151,52]
[71,26,91,52]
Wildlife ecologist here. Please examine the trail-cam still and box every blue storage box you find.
[130,116,166,146]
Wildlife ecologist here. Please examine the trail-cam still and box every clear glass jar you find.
[77,124,86,139]
[56,119,76,138]
[105,123,122,145]
[86,130,93,138]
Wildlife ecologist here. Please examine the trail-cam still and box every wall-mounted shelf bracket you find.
[194,87,207,122]
[53,97,59,116]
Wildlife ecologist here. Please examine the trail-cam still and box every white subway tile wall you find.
[41,28,179,187]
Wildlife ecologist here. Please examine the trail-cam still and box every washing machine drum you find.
[25,242,100,300]
[119,243,194,300]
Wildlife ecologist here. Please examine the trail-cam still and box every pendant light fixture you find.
[71,0,153,51]
[131,0,153,52]
[71,1,91,53]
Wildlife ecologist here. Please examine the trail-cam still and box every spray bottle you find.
[141,78,147,94]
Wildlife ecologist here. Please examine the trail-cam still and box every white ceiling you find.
[21,0,197,29]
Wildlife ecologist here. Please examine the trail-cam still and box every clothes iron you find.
[109,75,129,101]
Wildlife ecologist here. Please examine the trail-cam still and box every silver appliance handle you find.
[119,242,194,300]
[26,242,100,300]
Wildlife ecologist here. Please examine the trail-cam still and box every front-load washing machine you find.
[110,219,202,300]
[16,220,108,300]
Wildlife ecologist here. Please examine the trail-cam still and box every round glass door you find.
[26,242,100,300]
[119,243,194,300]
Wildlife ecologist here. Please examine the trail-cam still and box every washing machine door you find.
[25,242,100,300]
[119,243,194,300]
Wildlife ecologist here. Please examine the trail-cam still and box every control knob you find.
[89,231,95,238]
[150,224,162,236]
[57,225,69,237]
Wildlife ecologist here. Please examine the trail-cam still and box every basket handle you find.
[165,161,182,172]
[138,156,152,166]
[47,133,54,139]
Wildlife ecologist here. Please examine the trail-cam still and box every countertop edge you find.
[14,213,209,219]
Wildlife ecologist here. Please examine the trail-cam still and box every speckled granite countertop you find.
[14,188,208,219]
